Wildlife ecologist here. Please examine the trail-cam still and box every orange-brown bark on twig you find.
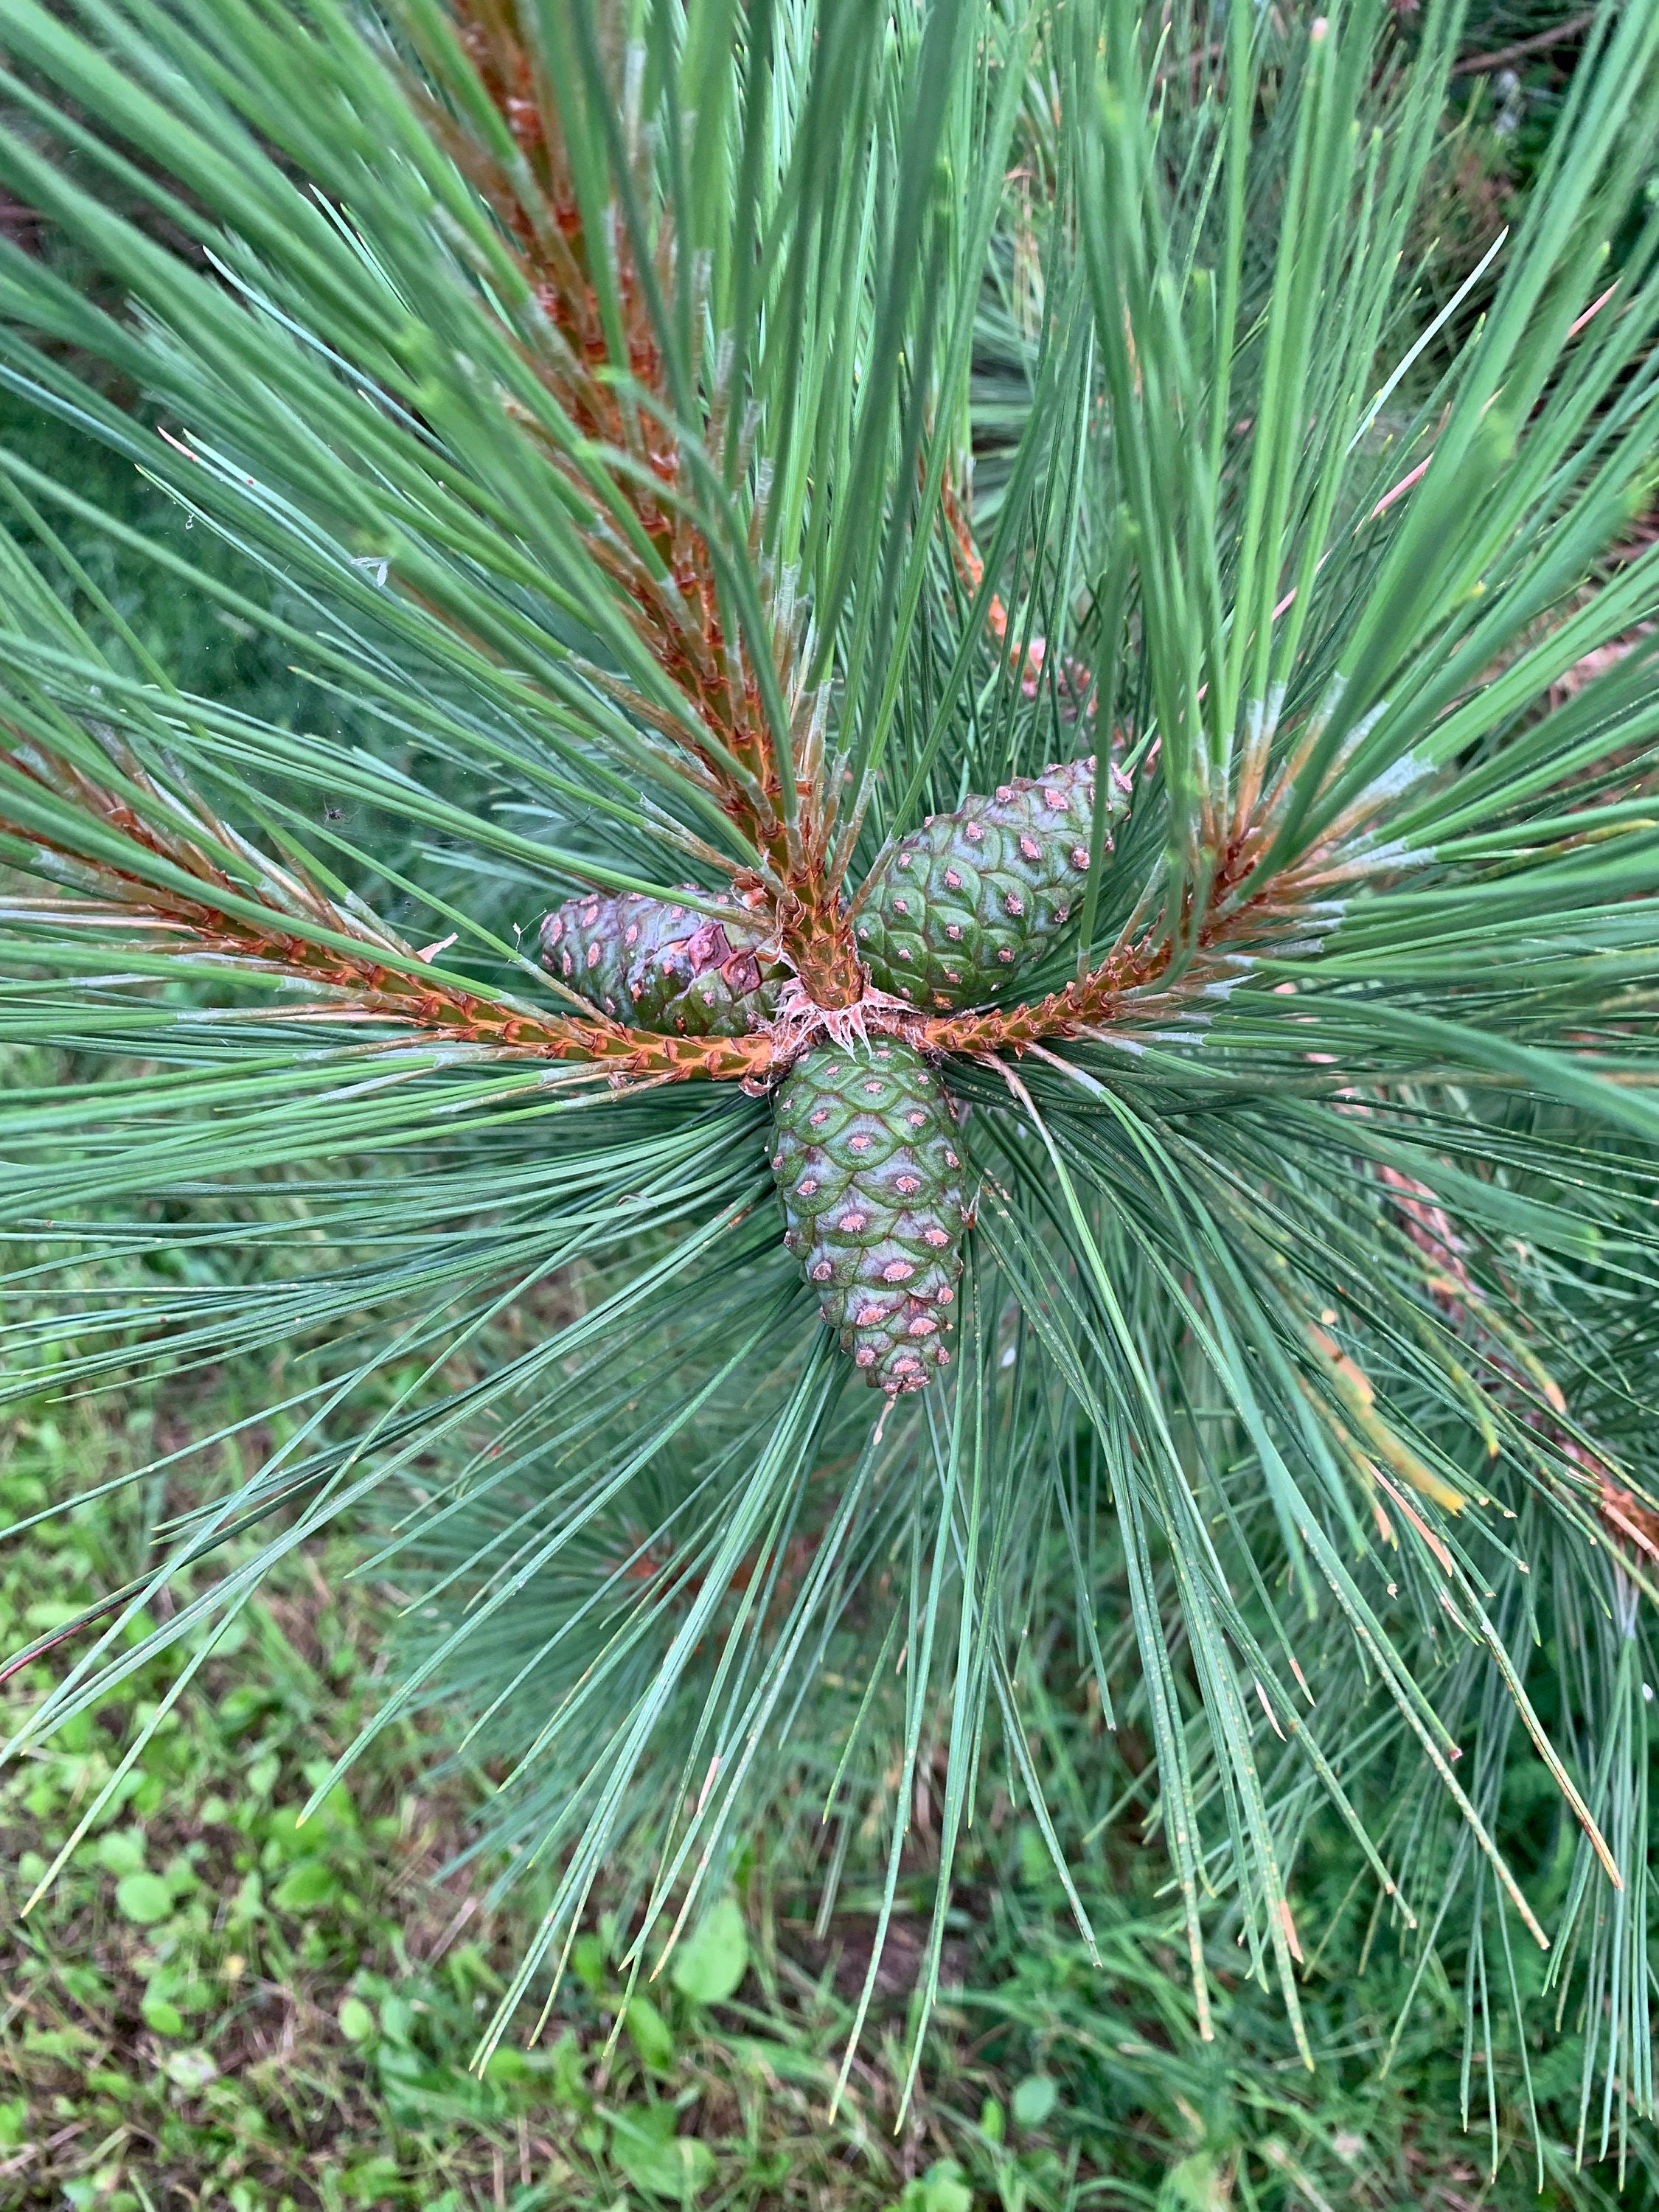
[2,742,773,1085]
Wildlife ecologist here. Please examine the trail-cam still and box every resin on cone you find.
[852,756,1117,1007]
[771,1038,968,1393]
[540,889,786,1034]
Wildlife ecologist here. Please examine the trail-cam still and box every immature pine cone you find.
[852,755,1116,1008]
[771,1039,968,1394]
[539,768,1118,1394]
[540,889,785,1034]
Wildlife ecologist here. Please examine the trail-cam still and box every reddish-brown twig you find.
[2,741,774,1085]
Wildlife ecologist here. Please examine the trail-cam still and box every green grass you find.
[0,1378,919,2211]
[4,1355,1655,2212]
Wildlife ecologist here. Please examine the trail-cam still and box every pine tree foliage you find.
[0,0,1657,2149]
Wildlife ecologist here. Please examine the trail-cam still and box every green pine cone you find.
[852,754,1117,1007]
[771,1039,968,1394]
[540,890,786,1034]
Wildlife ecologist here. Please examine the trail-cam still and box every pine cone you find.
[540,890,786,1034]
[852,756,1117,1007]
[771,1039,968,1394]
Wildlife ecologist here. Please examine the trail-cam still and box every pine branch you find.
[1378,1157,1659,1575]
[397,0,860,1000]
[0,733,771,1082]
